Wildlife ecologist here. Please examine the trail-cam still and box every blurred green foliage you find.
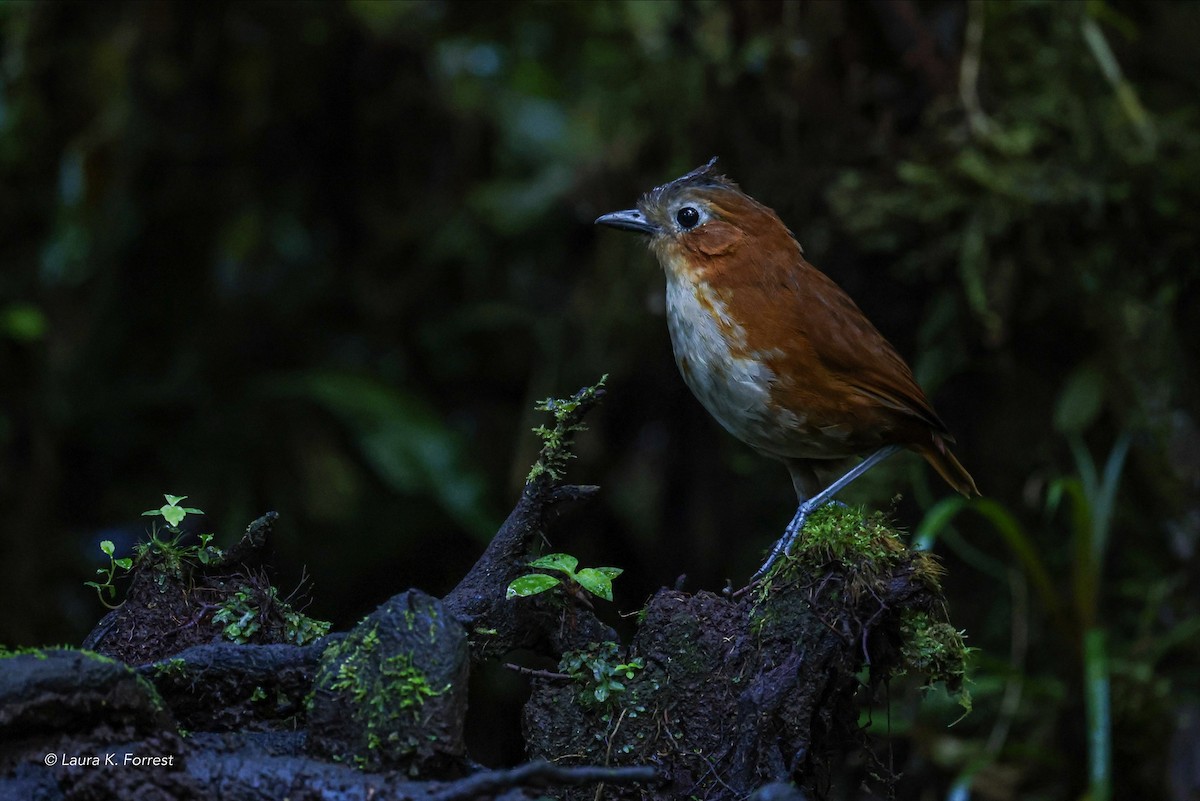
[1,1,1197,798]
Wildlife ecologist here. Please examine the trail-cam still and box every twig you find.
[428,760,657,801]
[504,662,572,681]
[731,578,758,600]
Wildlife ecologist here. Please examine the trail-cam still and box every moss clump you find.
[758,504,941,602]
[899,610,972,713]
[315,622,445,768]
[307,590,469,774]
[792,504,906,564]
[785,505,940,578]
[526,375,606,483]
[150,657,187,679]
[323,625,448,716]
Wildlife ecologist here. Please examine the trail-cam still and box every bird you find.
[595,157,979,579]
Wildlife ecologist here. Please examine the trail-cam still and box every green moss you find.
[360,625,380,651]
[151,657,188,678]
[756,505,929,602]
[376,652,446,711]
[0,645,51,659]
[323,623,379,702]
[1,644,149,687]
[899,610,972,714]
[326,628,445,713]
[788,505,905,567]
[134,674,169,714]
[526,375,606,483]
[1,647,172,716]
[314,620,451,766]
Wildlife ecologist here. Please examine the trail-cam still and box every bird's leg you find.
[753,445,904,581]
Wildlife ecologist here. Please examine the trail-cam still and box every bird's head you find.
[595,158,799,278]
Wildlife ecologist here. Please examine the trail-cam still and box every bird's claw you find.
[750,502,817,582]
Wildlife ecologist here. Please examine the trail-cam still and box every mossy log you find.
[0,382,965,800]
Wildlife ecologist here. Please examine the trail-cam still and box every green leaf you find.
[142,510,163,517]
[181,507,204,515]
[593,566,623,579]
[506,574,562,599]
[163,495,187,506]
[114,558,133,570]
[161,505,186,527]
[529,553,578,576]
[575,568,615,601]
[100,540,115,556]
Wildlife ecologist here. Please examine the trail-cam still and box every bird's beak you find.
[595,208,658,234]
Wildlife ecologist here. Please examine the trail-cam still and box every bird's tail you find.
[917,437,980,498]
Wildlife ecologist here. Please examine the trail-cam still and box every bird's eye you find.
[676,206,701,230]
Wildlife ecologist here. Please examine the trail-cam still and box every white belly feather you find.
[663,274,794,456]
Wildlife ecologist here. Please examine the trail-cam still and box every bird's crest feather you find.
[644,157,739,207]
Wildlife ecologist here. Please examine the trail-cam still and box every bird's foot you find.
[749,499,821,583]
[744,446,904,590]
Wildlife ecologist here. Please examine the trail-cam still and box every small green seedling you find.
[84,494,216,608]
[135,495,219,571]
[84,540,134,609]
[142,494,204,528]
[506,553,623,602]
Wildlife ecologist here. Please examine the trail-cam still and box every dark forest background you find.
[1,1,1198,799]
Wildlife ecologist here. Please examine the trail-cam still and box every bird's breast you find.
[664,274,793,453]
